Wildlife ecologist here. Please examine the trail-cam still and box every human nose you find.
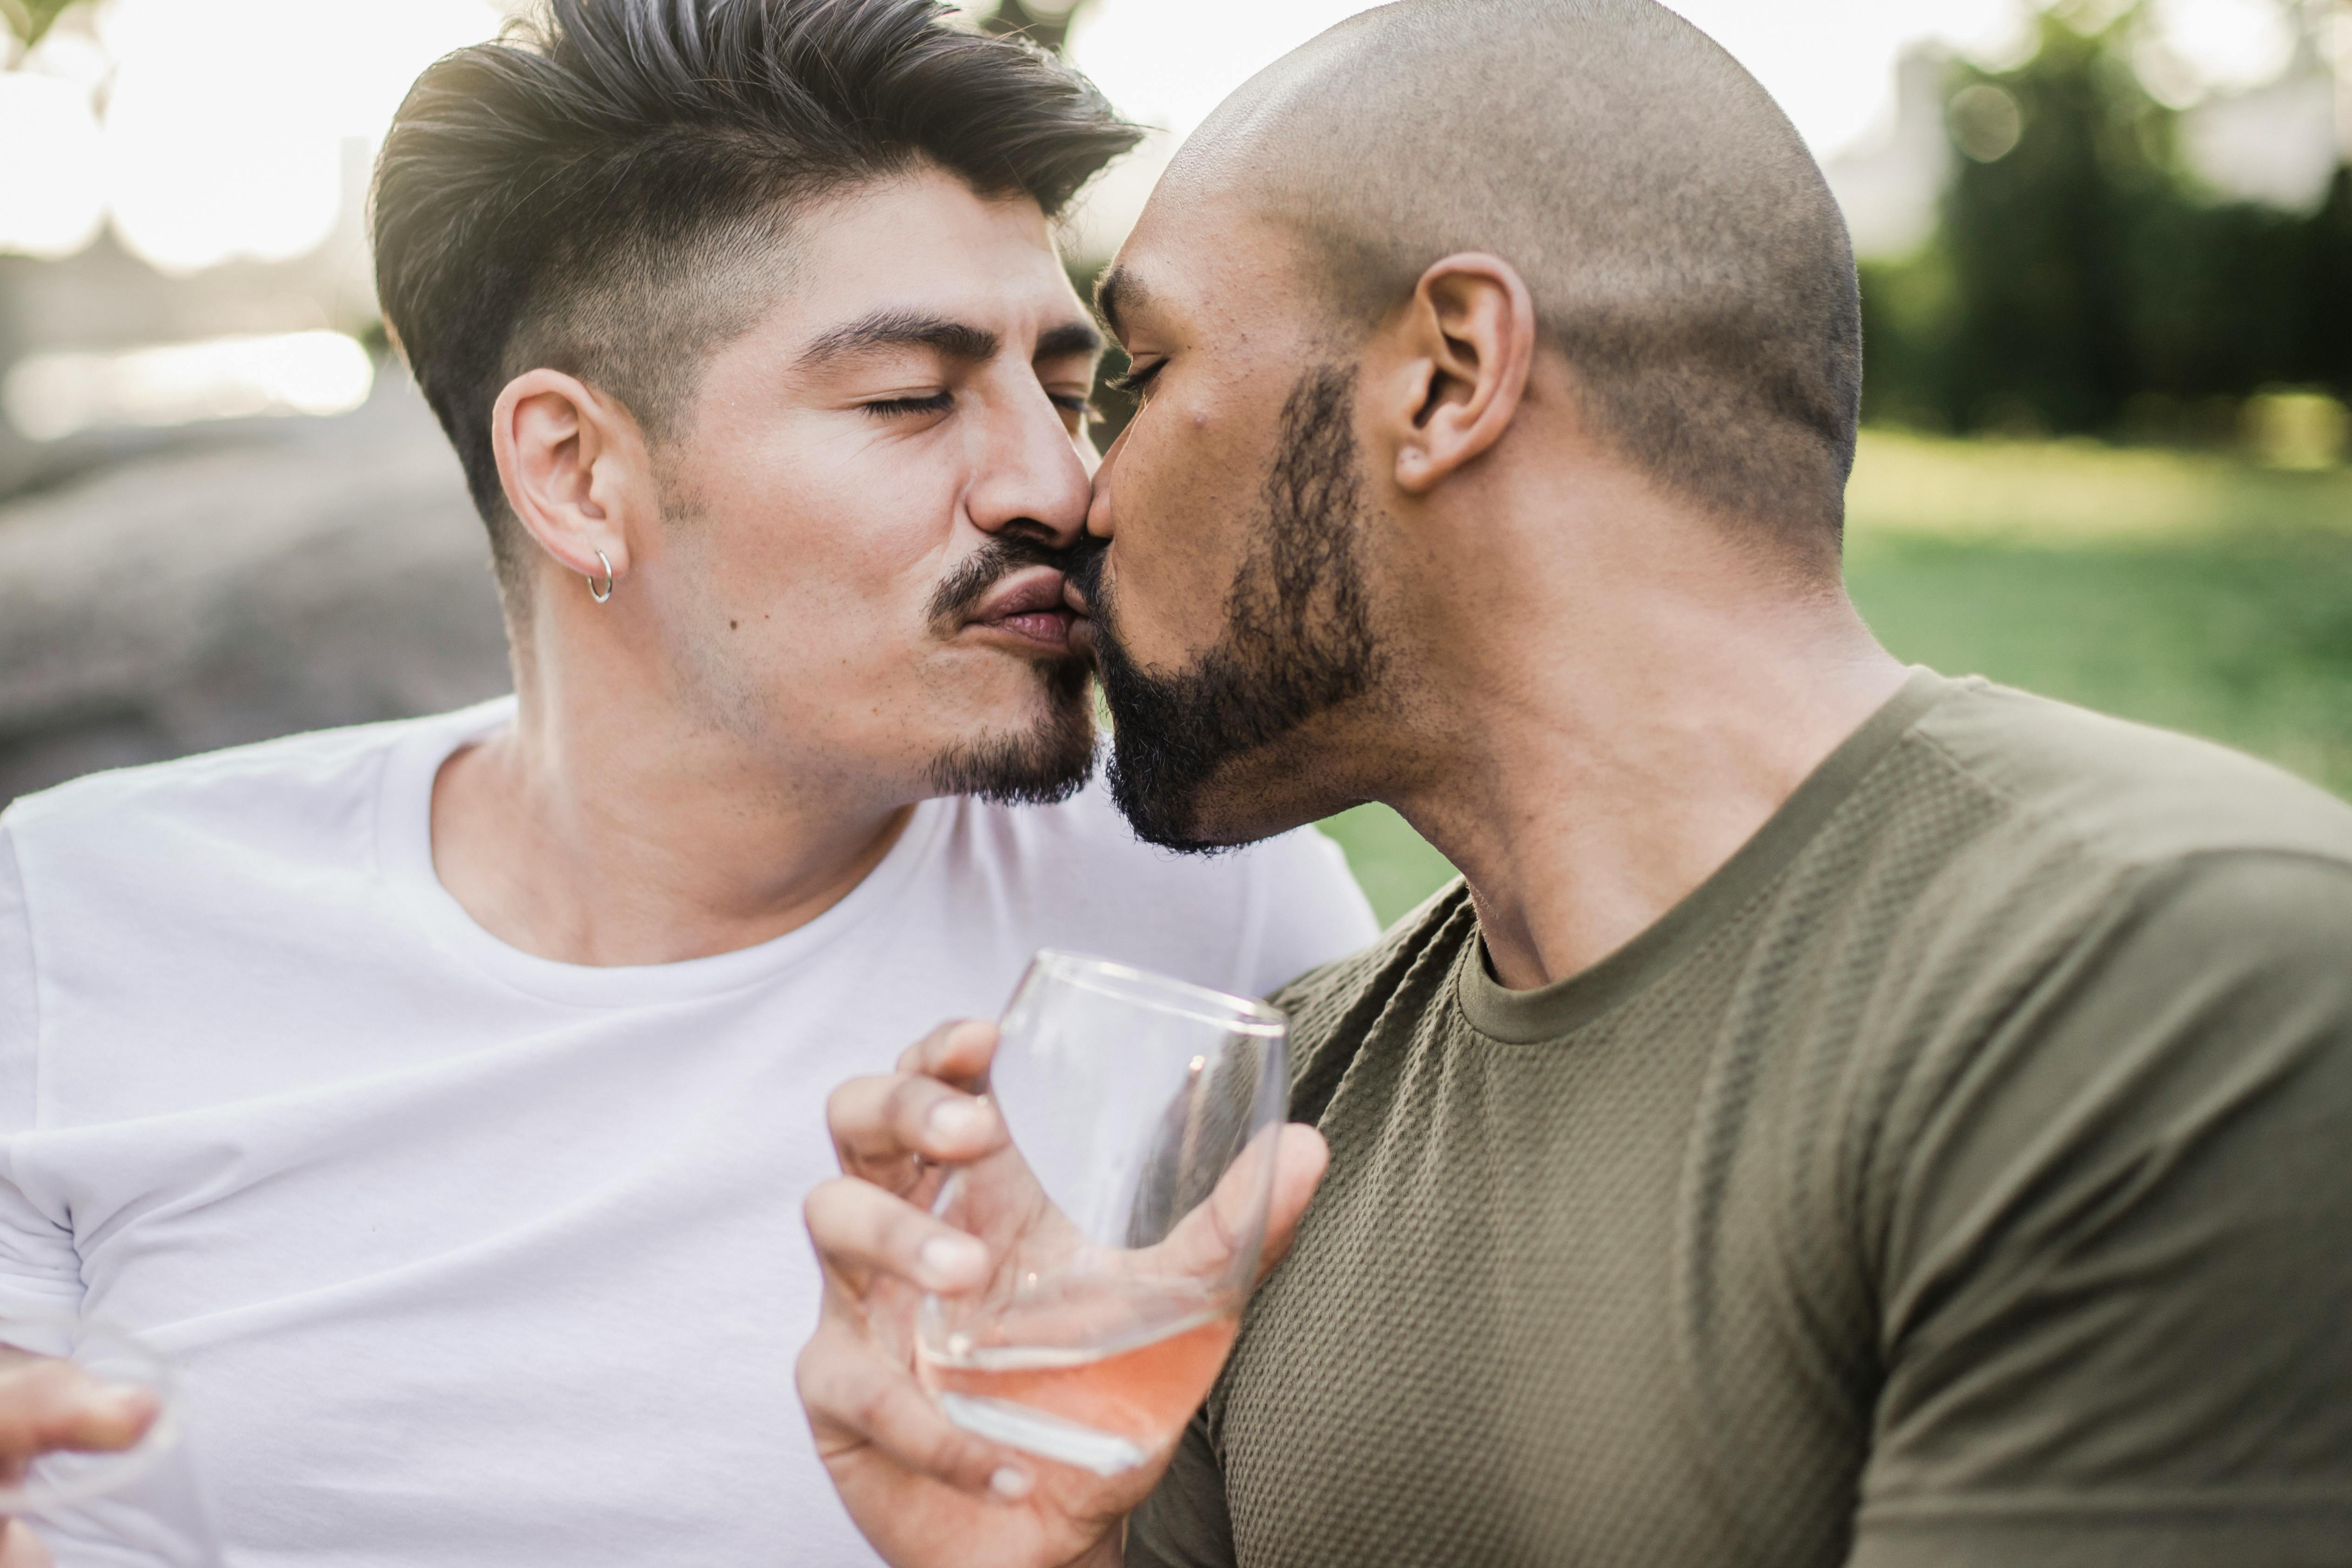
[963,384,1093,551]
[1082,420,1125,546]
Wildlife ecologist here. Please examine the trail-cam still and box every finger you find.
[796,1331,1028,1499]
[897,1019,998,1088]
[827,1073,1008,1176]
[806,1176,991,1296]
[1148,1123,1331,1285]
[1256,1124,1331,1278]
[0,1360,159,1459]
[827,1073,917,1180]
[0,1519,53,1568]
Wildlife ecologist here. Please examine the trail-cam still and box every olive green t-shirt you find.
[1129,670,2352,1568]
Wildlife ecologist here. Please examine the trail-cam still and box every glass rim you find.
[1022,949,1287,1036]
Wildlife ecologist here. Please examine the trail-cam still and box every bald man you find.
[796,2,2352,1565]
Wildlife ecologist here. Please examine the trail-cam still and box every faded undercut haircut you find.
[1207,0,1862,566]
[373,0,1137,600]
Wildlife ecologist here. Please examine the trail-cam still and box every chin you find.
[1106,727,1352,854]
[921,660,1099,808]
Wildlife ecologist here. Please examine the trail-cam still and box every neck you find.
[1380,479,1906,992]
[430,597,913,968]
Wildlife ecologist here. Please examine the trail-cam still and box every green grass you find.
[1844,432,2352,797]
[1315,803,1460,928]
[1317,431,2352,928]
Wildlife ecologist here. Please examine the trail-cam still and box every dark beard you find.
[1077,366,1380,851]
[921,535,1099,808]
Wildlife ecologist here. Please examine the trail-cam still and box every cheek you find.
[1110,410,1261,660]
[659,433,960,663]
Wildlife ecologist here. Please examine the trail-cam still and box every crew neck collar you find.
[1456,667,1956,1045]
[374,696,949,1008]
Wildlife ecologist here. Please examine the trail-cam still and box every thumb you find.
[1253,1124,1331,1283]
[0,1360,159,1460]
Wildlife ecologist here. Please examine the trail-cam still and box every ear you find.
[490,369,648,588]
[1378,254,1536,496]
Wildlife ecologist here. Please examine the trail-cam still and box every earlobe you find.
[1384,356,1443,496]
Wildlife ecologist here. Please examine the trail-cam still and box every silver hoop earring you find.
[587,550,614,604]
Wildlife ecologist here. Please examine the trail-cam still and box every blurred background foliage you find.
[1861,0,2351,442]
[0,0,76,48]
[3,0,2348,929]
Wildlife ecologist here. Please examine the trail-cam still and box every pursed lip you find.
[965,565,1083,650]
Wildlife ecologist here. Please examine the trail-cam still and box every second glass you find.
[0,1317,222,1568]
[915,950,1289,1476]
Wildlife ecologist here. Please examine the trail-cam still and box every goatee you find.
[924,535,1098,807]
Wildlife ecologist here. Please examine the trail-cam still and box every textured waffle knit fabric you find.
[1128,668,2352,1568]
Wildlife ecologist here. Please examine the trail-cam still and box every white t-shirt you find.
[0,700,1378,1567]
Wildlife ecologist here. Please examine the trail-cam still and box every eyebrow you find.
[797,310,998,370]
[1036,321,1104,361]
[798,310,1102,371]
[1095,266,1136,342]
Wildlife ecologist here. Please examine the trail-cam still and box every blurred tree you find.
[1858,0,2350,441]
[0,0,79,51]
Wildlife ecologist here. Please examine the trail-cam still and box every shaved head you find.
[1154,0,1861,560]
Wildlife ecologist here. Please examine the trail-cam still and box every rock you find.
[0,375,512,807]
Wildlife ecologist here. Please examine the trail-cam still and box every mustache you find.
[1063,532,1109,610]
[925,534,1091,627]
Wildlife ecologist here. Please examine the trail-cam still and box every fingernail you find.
[928,1099,980,1137]
[94,1385,156,1425]
[990,1465,1032,1501]
[920,1235,986,1282]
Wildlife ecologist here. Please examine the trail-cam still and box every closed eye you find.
[1104,358,1163,397]
[864,391,954,417]
[1048,392,1097,419]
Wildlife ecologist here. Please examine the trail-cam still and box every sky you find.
[1075,0,2025,155]
[0,0,2327,272]
[1069,0,2312,151]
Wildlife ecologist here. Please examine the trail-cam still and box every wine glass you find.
[0,1317,220,1567]
[914,950,1289,1477]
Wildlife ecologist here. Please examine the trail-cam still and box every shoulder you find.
[2,701,505,897]
[1273,880,1476,1111]
[1841,694,2352,1279]
[1271,878,1467,1015]
[1905,677,2352,874]
[935,779,1378,998]
[1820,677,2352,1026]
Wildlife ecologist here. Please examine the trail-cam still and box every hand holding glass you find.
[914,951,1288,1476]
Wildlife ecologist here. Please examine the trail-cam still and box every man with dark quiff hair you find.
[0,1,1380,1563]
[375,0,1140,605]
[801,2,2352,1565]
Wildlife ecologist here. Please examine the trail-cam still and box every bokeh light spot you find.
[3,331,376,443]
[1950,82,2025,162]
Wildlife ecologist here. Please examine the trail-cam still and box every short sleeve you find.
[1853,852,2352,1566]
[1127,1410,1237,1568]
[1231,827,1379,1001]
[0,821,39,1135]
[0,819,82,1319]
